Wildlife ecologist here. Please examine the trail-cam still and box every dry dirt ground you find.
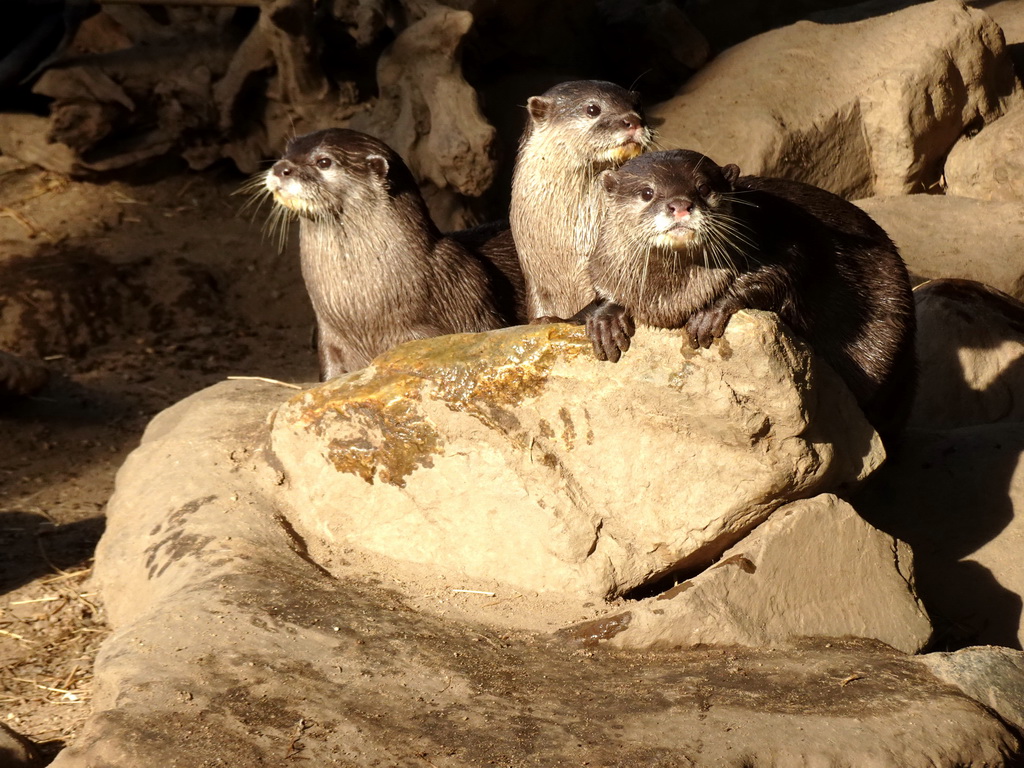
[0,157,316,761]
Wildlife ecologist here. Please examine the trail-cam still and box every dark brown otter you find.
[509,80,654,322]
[262,128,526,380]
[583,149,917,436]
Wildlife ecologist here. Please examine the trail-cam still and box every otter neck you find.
[592,227,742,328]
[511,134,609,318]
[298,195,439,324]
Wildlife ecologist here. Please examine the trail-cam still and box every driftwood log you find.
[0,0,708,226]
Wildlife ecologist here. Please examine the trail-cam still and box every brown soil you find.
[0,157,315,761]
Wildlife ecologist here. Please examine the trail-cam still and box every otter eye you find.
[316,157,332,170]
[585,103,602,118]
[697,183,711,197]
[639,187,655,202]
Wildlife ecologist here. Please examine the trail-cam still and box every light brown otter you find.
[509,80,654,322]
[582,149,917,436]
[262,128,526,380]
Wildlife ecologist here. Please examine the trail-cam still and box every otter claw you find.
[685,307,734,349]
[585,302,635,363]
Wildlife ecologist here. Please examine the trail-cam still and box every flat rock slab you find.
[55,368,1023,765]
[571,494,929,654]
[856,195,1024,300]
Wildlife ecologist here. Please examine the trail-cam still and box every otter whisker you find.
[265,205,296,254]
[722,193,760,209]
[713,215,759,271]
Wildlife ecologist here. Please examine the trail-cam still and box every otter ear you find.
[527,96,551,124]
[600,169,619,194]
[722,163,741,186]
[366,154,389,179]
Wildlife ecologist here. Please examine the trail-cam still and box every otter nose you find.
[272,161,293,178]
[667,198,693,219]
[621,114,642,131]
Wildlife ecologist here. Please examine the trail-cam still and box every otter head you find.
[524,80,653,168]
[266,128,417,220]
[600,150,743,255]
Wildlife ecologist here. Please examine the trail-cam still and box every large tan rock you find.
[912,279,1024,429]
[57,379,1021,767]
[269,314,883,600]
[856,195,1024,300]
[945,99,1024,202]
[652,0,1020,198]
[563,494,931,654]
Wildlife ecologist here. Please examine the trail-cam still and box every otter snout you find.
[667,198,694,219]
[621,114,643,132]
[266,159,311,214]
[270,160,296,182]
[621,113,652,150]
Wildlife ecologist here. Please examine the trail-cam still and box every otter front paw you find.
[585,302,635,363]
[683,306,734,349]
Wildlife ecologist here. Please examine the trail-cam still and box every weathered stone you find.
[652,0,1020,198]
[912,279,1024,429]
[564,494,931,654]
[0,723,42,768]
[970,0,1024,50]
[269,313,883,600]
[921,646,1024,736]
[855,423,1024,649]
[945,99,1024,202]
[856,195,1024,300]
[53,379,1022,767]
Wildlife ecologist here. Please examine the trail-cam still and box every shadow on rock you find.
[855,279,1024,650]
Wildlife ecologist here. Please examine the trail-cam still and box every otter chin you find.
[602,140,647,165]
[583,148,916,438]
[265,182,320,218]
[657,225,697,247]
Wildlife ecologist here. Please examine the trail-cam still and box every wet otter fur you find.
[585,149,916,435]
[261,128,526,380]
[510,80,654,322]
